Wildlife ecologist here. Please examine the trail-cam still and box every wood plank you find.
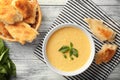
[93,0,120,6]
[6,42,38,60]
[38,0,67,5]
[108,64,120,80]
[38,0,120,6]
[39,6,120,31]
[12,60,66,80]
[11,59,120,80]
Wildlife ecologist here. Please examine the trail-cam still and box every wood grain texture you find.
[38,0,120,5]
[9,0,120,80]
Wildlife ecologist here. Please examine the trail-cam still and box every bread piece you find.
[0,6,23,24]
[12,0,37,24]
[95,44,118,64]
[0,0,12,6]
[0,1,42,44]
[5,22,38,44]
[0,22,16,41]
[0,22,13,38]
[84,18,116,42]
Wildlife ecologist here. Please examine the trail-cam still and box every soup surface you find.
[46,27,91,72]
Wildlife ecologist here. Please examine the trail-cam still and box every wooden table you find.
[9,0,120,80]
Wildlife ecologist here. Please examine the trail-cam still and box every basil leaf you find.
[72,48,78,58]
[70,57,74,60]
[0,39,4,51]
[8,58,16,76]
[59,46,70,53]
[6,59,11,69]
[0,73,5,78]
[70,42,73,48]
[59,42,79,60]
[0,46,5,55]
[63,54,67,59]
[0,39,4,55]
[3,64,10,79]
[0,74,7,80]
[0,65,7,74]
[70,49,73,56]
[0,39,16,79]
[0,48,9,63]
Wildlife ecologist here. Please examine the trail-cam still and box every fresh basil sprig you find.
[0,39,16,80]
[59,42,79,60]
[59,46,69,53]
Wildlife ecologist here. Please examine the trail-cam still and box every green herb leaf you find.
[0,65,7,74]
[70,49,73,56]
[0,48,9,62]
[0,50,9,65]
[59,42,79,60]
[63,54,67,59]
[9,58,16,76]
[70,57,74,60]
[0,39,4,56]
[70,42,73,48]
[72,48,78,58]
[0,39,16,79]
[3,64,10,79]
[59,46,70,53]
[69,48,78,58]
[0,39,4,51]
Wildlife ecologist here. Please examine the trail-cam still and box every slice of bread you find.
[11,0,38,24]
[0,5,23,24]
[0,0,42,44]
[84,18,116,42]
[5,22,38,44]
[95,44,118,64]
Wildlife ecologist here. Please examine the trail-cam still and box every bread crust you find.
[0,3,42,43]
[84,18,116,42]
[95,44,118,64]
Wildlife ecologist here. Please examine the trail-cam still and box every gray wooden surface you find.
[9,0,120,80]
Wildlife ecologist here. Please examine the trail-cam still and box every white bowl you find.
[43,23,95,76]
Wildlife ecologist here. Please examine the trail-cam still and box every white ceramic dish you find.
[43,23,95,76]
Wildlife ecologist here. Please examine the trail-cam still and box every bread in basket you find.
[0,0,42,44]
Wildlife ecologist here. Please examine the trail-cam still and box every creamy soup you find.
[46,27,91,72]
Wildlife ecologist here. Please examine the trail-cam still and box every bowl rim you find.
[42,23,95,76]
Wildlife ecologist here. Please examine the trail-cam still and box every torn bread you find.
[95,44,118,64]
[84,18,116,42]
[0,0,42,44]
[12,0,37,24]
[0,0,12,6]
[0,6,23,24]
[0,22,12,38]
[5,22,38,44]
